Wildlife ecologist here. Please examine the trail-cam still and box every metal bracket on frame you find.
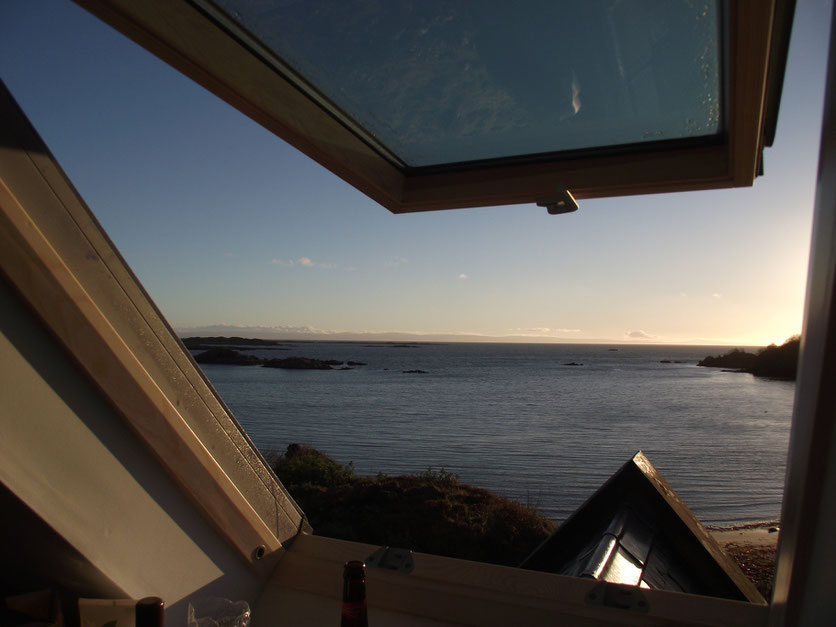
[365,546,415,574]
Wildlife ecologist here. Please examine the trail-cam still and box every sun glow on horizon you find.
[0,0,826,351]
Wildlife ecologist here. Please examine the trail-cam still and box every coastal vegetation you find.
[698,336,800,380]
[270,444,555,566]
[271,445,775,593]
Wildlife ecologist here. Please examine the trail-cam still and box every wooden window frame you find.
[0,82,306,572]
[74,0,780,213]
[0,77,774,625]
[5,1,835,623]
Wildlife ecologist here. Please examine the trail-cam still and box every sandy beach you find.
[709,520,781,547]
[709,521,780,599]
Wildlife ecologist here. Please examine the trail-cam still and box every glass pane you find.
[602,546,644,586]
[211,0,722,166]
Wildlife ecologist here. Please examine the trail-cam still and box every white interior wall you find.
[0,276,264,625]
[771,6,836,626]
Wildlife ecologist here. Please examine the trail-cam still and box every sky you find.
[0,0,832,346]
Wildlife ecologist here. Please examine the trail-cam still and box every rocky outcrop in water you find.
[698,336,800,380]
[697,349,759,370]
[263,356,335,370]
[193,347,372,370]
[194,348,264,365]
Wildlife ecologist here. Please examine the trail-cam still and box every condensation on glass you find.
[207,0,722,168]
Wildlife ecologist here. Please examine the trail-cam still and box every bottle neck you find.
[135,597,164,627]
[343,576,366,603]
[342,561,368,627]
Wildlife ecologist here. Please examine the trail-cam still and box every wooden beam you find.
[0,82,296,571]
[399,145,732,213]
[728,0,777,185]
[257,534,769,627]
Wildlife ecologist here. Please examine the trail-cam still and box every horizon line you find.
[173,324,789,348]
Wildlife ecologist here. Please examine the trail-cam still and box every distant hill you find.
[182,336,285,349]
[175,324,701,344]
[698,336,800,380]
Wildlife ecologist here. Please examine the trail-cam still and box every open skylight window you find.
[205,0,723,169]
[76,0,787,212]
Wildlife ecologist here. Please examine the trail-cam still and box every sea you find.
[194,342,795,525]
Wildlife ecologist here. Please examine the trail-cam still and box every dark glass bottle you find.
[341,561,368,627]
[135,596,164,627]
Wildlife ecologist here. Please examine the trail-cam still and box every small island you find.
[698,336,800,380]
[191,345,369,370]
[263,356,336,370]
[193,347,263,365]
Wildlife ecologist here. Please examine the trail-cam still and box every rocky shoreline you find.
[698,336,800,380]
[707,521,780,599]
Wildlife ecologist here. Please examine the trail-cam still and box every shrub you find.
[752,336,800,379]
[417,467,459,486]
[272,443,355,490]
[270,445,556,567]
[698,336,800,379]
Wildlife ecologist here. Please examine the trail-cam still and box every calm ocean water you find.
[195,342,795,525]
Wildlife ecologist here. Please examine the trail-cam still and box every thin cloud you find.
[271,256,337,269]
[384,256,409,267]
[626,330,655,339]
[712,293,723,299]
[458,273,469,279]
[512,327,581,335]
